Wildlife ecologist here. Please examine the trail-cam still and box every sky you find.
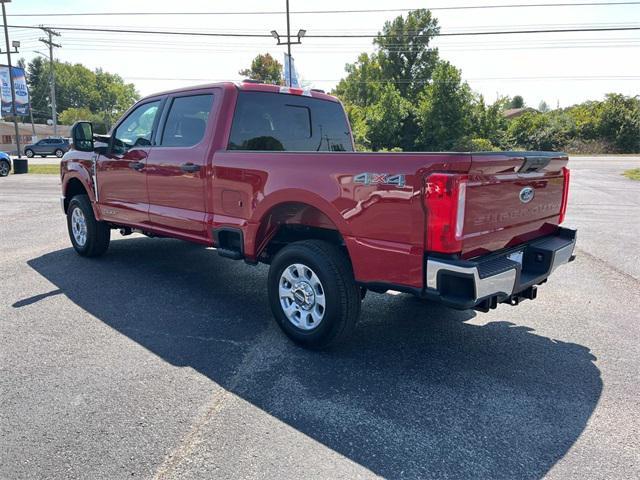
[4,0,640,109]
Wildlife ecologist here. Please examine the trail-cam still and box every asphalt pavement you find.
[1,156,639,479]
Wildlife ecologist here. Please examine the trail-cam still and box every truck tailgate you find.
[462,152,569,258]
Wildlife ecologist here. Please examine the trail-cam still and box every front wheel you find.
[0,160,9,177]
[55,149,64,158]
[25,149,34,158]
[268,240,361,349]
[67,195,110,257]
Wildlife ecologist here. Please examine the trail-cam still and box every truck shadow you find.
[25,237,601,479]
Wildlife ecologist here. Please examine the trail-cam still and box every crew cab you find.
[61,81,576,348]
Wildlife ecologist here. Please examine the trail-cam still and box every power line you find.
[2,24,270,37]
[3,23,640,38]
[6,2,640,16]
[120,75,640,83]
[50,40,640,54]
[309,26,640,37]
[13,20,640,34]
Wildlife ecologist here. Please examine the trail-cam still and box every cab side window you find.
[160,94,214,148]
[112,101,161,154]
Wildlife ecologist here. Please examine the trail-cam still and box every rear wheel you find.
[67,195,110,257]
[0,160,9,177]
[55,149,64,158]
[268,240,361,349]
[25,149,34,158]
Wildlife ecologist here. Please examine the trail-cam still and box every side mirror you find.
[71,121,94,152]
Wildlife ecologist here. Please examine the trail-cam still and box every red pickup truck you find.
[61,81,576,348]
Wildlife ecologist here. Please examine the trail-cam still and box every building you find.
[0,121,71,154]
[502,107,539,119]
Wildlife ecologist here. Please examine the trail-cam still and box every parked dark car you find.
[0,151,11,176]
[24,138,70,158]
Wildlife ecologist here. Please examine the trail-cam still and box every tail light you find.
[425,173,468,253]
[559,167,570,224]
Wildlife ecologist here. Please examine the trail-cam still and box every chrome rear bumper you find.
[424,227,577,310]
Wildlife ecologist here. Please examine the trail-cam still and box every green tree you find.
[374,9,440,97]
[470,94,508,148]
[332,9,442,151]
[26,57,50,122]
[364,83,411,151]
[597,93,640,152]
[58,107,94,125]
[26,59,139,126]
[92,69,139,129]
[58,107,109,133]
[239,53,282,85]
[509,95,525,109]
[505,111,575,151]
[333,53,383,108]
[416,61,473,150]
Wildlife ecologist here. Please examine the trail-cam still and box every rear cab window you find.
[228,91,353,152]
[160,94,214,147]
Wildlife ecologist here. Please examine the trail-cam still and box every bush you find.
[454,137,498,152]
[505,111,576,151]
[598,94,640,153]
[561,138,615,155]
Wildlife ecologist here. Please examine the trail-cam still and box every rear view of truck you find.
[422,151,575,312]
[61,80,576,349]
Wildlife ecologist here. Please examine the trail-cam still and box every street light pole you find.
[1,0,22,158]
[271,1,306,87]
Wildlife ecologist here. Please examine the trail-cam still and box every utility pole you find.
[270,1,306,87]
[1,0,22,158]
[39,26,60,136]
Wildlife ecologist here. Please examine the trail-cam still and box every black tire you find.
[67,194,110,257]
[0,160,9,177]
[55,149,64,158]
[25,149,34,158]
[268,240,361,349]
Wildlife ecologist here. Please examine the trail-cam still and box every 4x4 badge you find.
[354,172,406,188]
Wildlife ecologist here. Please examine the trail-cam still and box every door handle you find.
[129,161,145,171]
[181,163,201,173]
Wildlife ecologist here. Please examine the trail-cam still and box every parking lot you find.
[1,156,639,479]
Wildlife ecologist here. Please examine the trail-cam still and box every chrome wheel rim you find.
[26,150,33,158]
[0,162,8,175]
[71,207,88,247]
[56,150,63,158]
[279,263,326,330]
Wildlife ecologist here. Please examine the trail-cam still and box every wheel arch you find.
[250,194,351,262]
[62,174,94,214]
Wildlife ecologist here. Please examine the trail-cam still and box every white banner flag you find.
[283,53,301,88]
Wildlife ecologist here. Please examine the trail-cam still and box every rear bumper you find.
[424,227,576,311]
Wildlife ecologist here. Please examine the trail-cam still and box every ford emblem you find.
[519,187,535,204]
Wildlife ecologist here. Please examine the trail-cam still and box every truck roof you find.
[141,81,340,103]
